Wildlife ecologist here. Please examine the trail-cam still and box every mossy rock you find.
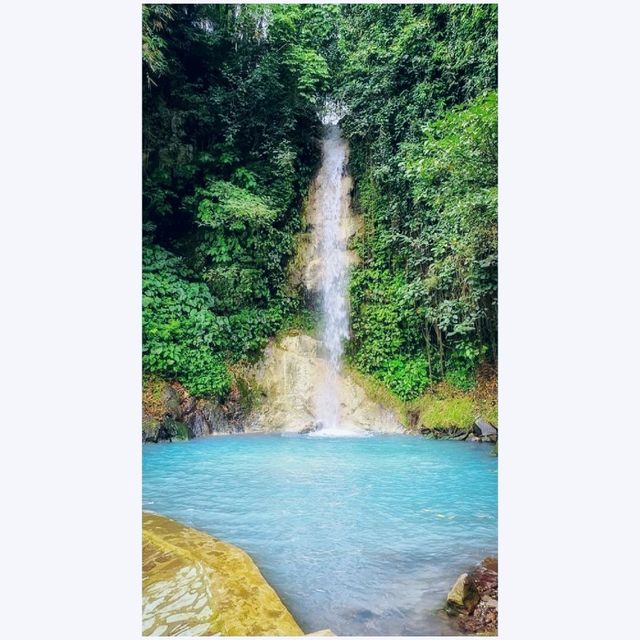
[159,417,188,441]
[446,573,480,614]
[142,416,160,442]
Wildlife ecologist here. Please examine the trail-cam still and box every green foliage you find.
[226,302,291,358]
[141,4,498,406]
[445,340,488,390]
[417,396,476,430]
[142,4,174,86]
[347,268,432,400]
[283,45,330,101]
[193,180,277,230]
[142,246,231,397]
[288,309,318,335]
[142,4,338,396]
[379,356,431,401]
[338,4,497,397]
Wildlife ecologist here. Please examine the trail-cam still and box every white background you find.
[1,1,639,638]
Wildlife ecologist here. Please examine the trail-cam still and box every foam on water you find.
[308,426,371,438]
[143,435,497,635]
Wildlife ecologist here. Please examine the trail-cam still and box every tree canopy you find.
[142,4,498,401]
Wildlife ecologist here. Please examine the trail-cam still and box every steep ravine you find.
[143,121,406,439]
[142,122,496,442]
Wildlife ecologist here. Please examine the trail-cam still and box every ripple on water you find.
[143,434,497,636]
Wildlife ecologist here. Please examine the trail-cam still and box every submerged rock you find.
[142,512,303,636]
[420,426,473,440]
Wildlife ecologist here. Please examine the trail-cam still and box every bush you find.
[338,6,497,401]
[142,245,231,398]
[378,356,431,401]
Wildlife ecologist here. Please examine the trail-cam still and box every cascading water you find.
[312,110,354,435]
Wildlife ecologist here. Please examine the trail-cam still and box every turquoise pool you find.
[143,434,497,635]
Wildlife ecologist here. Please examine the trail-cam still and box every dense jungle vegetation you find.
[142,4,497,405]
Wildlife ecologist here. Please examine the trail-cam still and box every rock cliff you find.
[143,333,404,440]
[247,334,403,434]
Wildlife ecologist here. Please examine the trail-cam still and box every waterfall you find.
[313,116,352,434]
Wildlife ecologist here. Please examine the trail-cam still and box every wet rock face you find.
[185,409,209,439]
[288,161,360,305]
[183,399,243,438]
[142,329,406,440]
[142,417,160,443]
[142,381,245,442]
[247,334,403,434]
[161,385,182,419]
[446,556,498,635]
[446,573,480,613]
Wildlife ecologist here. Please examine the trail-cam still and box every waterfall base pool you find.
[143,434,497,636]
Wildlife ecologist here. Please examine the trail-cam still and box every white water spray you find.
[312,112,355,435]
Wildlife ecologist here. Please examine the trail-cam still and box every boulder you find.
[142,417,160,443]
[481,556,498,573]
[161,384,182,418]
[471,557,498,596]
[450,556,498,634]
[446,573,480,614]
[473,418,497,441]
[299,421,321,434]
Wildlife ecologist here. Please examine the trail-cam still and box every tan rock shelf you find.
[142,512,304,636]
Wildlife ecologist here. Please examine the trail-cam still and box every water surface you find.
[143,434,497,635]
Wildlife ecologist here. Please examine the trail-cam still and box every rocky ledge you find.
[142,381,245,443]
[445,557,498,635]
[143,513,335,637]
[143,333,404,442]
[420,418,498,444]
[143,512,304,636]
